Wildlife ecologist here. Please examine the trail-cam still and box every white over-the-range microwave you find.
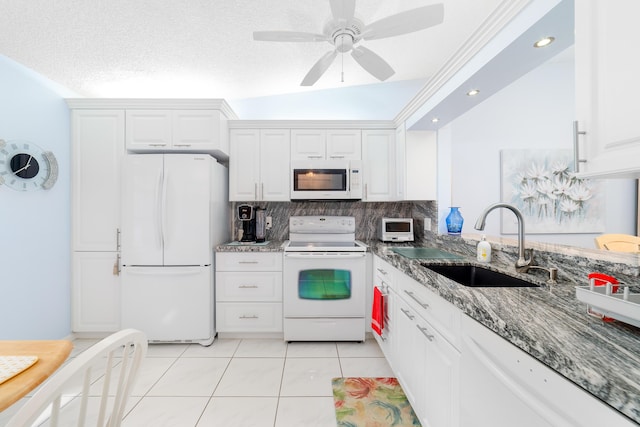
[290,160,362,200]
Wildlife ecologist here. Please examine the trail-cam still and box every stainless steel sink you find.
[421,264,539,288]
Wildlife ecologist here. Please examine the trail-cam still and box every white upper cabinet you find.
[395,125,437,201]
[326,130,362,160]
[291,129,361,160]
[126,109,229,159]
[575,0,640,178]
[362,129,395,201]
[72,109,125,251]
[229,128,290,201]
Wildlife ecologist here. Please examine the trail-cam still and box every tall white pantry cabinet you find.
[71,110,124,332]
[69,99,234,334]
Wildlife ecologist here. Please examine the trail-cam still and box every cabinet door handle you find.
[173,143,192,147]
[307,155,323,159]
[261,183,264,200]
[376,268,388,275]
[116,228,121,250]
[238,261,259,264]
[239,315,259,319]
[400,308,415,320]
[239,285,259,289]
[254,183,258,200]
[404,290,429,309]
[417,325,434,341]
[573,120,587,172]
[113,254,121,276]
[329,155,345,159]
[148,143,167,147]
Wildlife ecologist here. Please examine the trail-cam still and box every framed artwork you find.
[500,149,604,234]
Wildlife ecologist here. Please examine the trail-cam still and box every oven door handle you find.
[284,253,366,259]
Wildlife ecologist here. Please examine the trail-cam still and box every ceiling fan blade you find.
[330,0,356,24]
[253,31,328,42]
[362,3,444,41]
[351,46,395,81]
[301,50,338,86]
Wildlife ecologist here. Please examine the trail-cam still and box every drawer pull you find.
[404,290,429,309]
[400,308,415,320]
[417,325,434,341]
[239,315,259,319]
[238,261,259,264]
[376,268,388,275]
[238,285,259,289]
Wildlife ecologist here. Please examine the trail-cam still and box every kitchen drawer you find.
[373,255,398,292]
[397,274,461,349]
[216,303,283,332]
[216,272,282,302]
[216,252,283,272]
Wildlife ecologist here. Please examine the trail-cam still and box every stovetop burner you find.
[284,240,367,252]
[285,216,367,252]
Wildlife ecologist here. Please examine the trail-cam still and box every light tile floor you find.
[1,337,392,427]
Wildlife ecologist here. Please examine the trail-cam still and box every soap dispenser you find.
[477,235,491,263]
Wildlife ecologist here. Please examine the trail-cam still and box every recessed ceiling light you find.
[431,117,439,123]
[467,89,480,96]
[534,36,555,48]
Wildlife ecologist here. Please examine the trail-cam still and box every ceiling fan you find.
[253,0,444,86]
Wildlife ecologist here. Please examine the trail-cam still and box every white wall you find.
[0,55,72,339]
[440,49,636,248]
[228,79,426,120]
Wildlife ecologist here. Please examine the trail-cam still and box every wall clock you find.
[0,139,58,191]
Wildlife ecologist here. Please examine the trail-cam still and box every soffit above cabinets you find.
[405,0,574,131]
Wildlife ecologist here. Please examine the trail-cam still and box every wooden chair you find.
[5,329,147,427]
[594,234,640,252]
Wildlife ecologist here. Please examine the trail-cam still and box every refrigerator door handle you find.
[156,167,164,249]
[161,168,169,249]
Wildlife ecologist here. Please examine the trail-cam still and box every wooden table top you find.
[0,340,73,412]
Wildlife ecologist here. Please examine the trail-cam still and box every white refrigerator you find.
[120,154,228,345]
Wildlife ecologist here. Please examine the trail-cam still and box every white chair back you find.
[6,329,147,427]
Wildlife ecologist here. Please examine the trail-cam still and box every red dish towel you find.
[371,286,384,336]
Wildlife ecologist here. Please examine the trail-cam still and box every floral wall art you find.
[500,149,604,234]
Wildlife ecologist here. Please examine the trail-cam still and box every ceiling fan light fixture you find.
[467,89,480,97]
[533,36,555,48]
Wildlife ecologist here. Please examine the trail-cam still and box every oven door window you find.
[298,269,351,300]
[293,169,347,191]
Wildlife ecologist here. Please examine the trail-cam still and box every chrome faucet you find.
[474,203,533,273]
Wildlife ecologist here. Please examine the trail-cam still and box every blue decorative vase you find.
[446,207,464,235]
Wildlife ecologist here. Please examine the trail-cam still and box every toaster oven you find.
[378,218,414,242]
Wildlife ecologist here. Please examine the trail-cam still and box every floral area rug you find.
[332,377,421,427]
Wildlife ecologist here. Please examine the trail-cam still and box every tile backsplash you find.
[229,200,437,242]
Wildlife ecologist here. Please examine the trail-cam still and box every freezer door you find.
[121,154,164,266]
[121,266,214,342]
[163,155,213,265]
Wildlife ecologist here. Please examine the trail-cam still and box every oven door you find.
[283,252,366,317]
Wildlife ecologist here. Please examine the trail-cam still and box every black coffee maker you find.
[238,204,256,242]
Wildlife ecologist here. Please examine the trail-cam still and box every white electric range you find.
[282,216,367,341]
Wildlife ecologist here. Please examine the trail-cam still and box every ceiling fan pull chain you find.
[341,35,345,82]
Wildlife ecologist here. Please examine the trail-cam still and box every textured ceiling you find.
[0,0,504,100]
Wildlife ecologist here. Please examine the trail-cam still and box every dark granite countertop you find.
[215,237,640,423]
[216,240,286,252]
[370,240,640,425]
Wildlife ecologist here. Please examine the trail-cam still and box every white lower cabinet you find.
[215,252,283,333]
[392,288,460,427]
[460,314,637,427]
[374,255,460,427]
[72,252,120,332]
